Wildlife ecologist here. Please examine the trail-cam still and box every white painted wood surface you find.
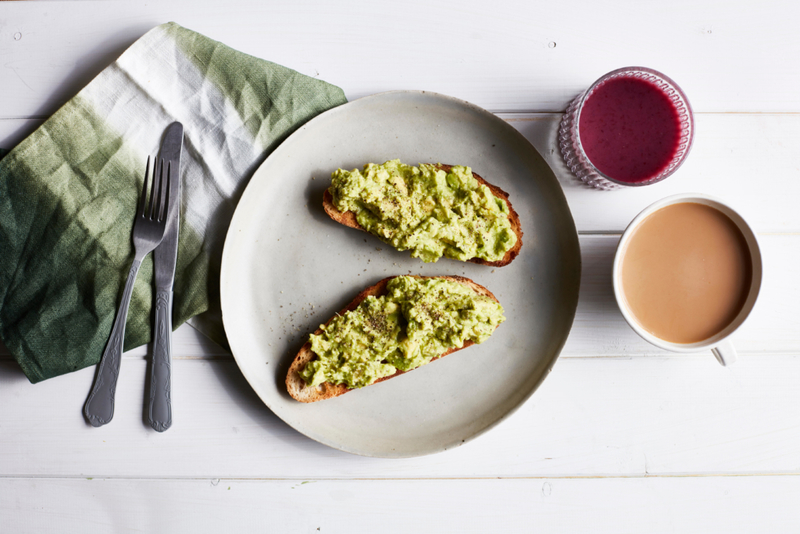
[1,1,799,532]
[4,477,800,533]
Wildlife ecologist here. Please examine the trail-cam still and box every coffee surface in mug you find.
[620,202,752,344]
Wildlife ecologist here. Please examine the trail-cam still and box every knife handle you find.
[148,289,173,432]
[84,259,141,427]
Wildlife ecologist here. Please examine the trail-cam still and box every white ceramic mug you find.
[612,193,762,366]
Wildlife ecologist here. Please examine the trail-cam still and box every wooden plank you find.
[2,353,799,478]
[506,112,800,234]
[4,111,799,234]
[2,476,800,533]
[0,0,798,118]
[561,234,800,356]
[1,232,797,359]
[0,3,796,529]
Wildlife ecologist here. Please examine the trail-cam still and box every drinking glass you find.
[558,67,694,190]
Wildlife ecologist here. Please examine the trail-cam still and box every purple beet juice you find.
[578,76,682,184]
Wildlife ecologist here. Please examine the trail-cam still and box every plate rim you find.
[219,89,582,457]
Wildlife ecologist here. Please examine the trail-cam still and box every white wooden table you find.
[2,1,799,531]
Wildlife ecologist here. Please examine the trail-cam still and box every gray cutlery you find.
[84,155,171,427]
[148,122,183,432]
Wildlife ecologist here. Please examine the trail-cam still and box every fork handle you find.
[148,289,173,432]
[84,259,142,427]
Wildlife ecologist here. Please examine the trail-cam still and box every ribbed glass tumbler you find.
[558,67,694,191]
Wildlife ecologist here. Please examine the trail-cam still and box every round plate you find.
[220,91,581,458]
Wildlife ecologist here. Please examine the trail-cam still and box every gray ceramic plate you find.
[220,91,581,458]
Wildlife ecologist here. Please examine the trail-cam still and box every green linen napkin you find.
[0,22,347,383]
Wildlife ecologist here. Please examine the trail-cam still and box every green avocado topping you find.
[329,160,517,263]
[299,276,506,389]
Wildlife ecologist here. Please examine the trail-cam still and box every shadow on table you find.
[201,346,360,457]
[204,356,283,421]
[505,108,599,192]
[26,27,153,120]
[0,358,29,386]
[0,334,27,381]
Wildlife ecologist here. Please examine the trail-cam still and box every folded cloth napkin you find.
[0,22,347,383]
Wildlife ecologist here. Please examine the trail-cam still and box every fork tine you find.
[158,161,171,222]
[139,156,151,218]
[149,158,163,220]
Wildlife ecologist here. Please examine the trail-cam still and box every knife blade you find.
[148,121,183,432]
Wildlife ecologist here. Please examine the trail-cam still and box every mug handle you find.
[712,339,737,366]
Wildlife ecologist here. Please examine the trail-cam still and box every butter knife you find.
[148,122,183,432]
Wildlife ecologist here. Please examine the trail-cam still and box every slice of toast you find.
[322,164,523,266]
[286,275,501,403]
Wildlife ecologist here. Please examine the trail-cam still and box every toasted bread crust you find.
[285,275,501,403]
[322,164,523,266]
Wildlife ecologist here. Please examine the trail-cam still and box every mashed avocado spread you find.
[299,276,506,389]
[330,160,516,263]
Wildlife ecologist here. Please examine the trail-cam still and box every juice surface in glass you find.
[578,76,682,184]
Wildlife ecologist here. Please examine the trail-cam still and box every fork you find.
[84,157,171,427]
